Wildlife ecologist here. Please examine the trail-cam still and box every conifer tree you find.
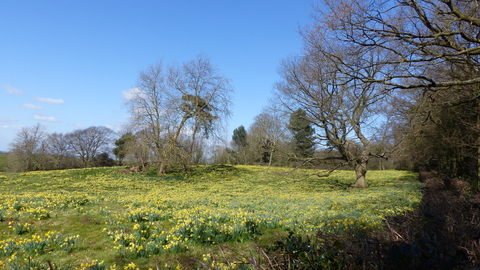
[232,125,248,164]
[288,109,315,159]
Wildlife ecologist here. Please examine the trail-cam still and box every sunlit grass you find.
[0,166,421,269]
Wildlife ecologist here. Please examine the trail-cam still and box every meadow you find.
[0,165,421,269]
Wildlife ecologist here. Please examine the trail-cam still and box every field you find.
[0,166,421,269]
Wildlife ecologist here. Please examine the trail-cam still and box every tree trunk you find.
[243,149,247,165]
[159,160,167,175]
[268,150,273,168]
[187,123,200,165]
[158,115,190,175]
[353,159,368,188]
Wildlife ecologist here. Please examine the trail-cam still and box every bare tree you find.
[66,126,114,167]
[124,61,169,172]
[315,0,480,88]
[7,124,48,171]
[125,55,233,174]
[248,108,290,167]
[314,0,480,186]
[45,132,76,169]
[274,38,388,187]
[122,130,152,171]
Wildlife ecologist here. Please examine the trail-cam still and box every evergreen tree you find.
[288,109,315,158]
[232,125,248,164]
[113,132,135,165]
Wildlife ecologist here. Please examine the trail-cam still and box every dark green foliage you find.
[271,231,351,269]
[288,109,315,159]
[113,132,135,164]
[93,152,115,167]
[145,165,160,177]
[232,125,249,165]
[232,126,248,148]
[407,94,480,190]
[244,220,261,237]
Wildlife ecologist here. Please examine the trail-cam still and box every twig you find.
[258,246,275,269]
[385,219,405,241]
[249,249,259,270]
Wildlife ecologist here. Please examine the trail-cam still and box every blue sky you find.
[0,1,315,151]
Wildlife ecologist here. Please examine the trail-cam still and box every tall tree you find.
[288,108,315,160]
[66,126,114,168]
[274,35,388,188]
[179,94,217,168]
[232,125,248,165]
[315,0,480,188]
[7,124,47,172]
[124,61,169,173]
[125,55,232,174]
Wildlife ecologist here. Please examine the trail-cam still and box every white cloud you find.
[33,114,57,122]
[34,97,65,104]
[0,117,18,122]
[0,125,23,130]
[6,85,24,95]
[105,123,122,132]
[122,87,146,100]
[23,103,44,110]
[0,118,22,130]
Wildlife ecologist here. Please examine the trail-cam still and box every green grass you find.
[0,166,421,269]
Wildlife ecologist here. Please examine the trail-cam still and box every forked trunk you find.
[159,161,167,175]
[158,115,190,176]
[353,159,368,188]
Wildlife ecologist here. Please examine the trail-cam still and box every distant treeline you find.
[4,124,115,172]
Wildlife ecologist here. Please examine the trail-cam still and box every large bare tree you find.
[66,126,114,168]
[125,55,233,174]
[275,54,388,187]
[274,15,393,187]
[314,0,480,186]
[275,0,480,187]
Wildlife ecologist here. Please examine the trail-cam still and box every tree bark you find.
[159,159,168,175]
[268,149,273,168]
[353,158,368,188]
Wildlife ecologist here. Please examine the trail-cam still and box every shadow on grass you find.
[260,176,480,269]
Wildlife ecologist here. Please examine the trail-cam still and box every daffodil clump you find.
[0,166,421,269]
[0,231,79,256]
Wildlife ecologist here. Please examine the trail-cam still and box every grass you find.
[0,166,421,269]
